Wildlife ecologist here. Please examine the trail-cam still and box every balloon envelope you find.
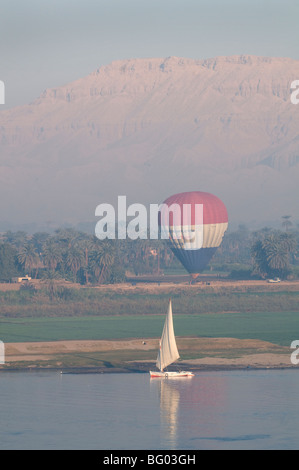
[159,191,228,277]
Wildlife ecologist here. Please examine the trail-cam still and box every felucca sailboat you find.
[149,300,194,378]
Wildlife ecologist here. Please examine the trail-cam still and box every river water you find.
[1,369,298,450]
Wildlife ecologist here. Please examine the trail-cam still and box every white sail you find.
[156,300,180,372]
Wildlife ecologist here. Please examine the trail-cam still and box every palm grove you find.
[0,222,298,284]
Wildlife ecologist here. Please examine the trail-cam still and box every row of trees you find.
[251,231,297,279]
[212,225,298,279]
[0,224,298,284]
[0,228,172,284]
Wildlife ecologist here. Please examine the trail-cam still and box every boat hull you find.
[149,370,194,378]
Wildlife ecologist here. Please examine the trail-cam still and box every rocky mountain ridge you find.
[0,55,298,227]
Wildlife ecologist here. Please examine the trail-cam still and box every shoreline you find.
[0,363,297,374]
[0,337,296,373]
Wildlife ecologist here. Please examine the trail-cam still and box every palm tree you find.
[17,243,40,277]
[251,239,268,278]
[90,241,115,284]
[282,215,292,232]
[41,270,62,301]
[54,228,85,251]
[265,233,296,272]
[264,235,287,271]
[4,231,28,250]
[79,237,94,284]
[251,231,296,278]
[42,239,63,272]
[31,232,50,253]
[65,246,85,283]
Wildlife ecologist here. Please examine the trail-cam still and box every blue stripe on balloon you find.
[170,246,217,274]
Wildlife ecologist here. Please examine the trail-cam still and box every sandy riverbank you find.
[0,337,296,372]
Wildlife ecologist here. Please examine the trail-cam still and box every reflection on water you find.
[150,370,299,450]
[151,374,228,449]
[1,370,299,450]
[155,379,181,448]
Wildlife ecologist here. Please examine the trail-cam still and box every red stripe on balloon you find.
[159,191,228,226]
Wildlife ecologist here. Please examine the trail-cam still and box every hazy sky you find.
[1,0,299,108]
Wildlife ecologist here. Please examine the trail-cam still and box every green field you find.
[1,283,299,354]
[1,284,299,317]
[1,311,299,346]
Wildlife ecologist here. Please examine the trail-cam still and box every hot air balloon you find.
[159,191,228,281]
